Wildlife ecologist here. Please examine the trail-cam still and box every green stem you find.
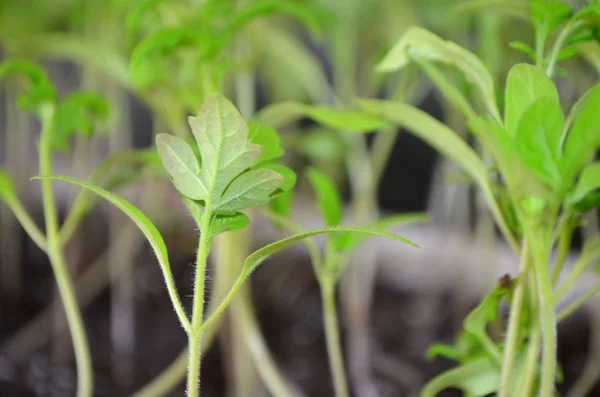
[516,323,541,397]
[530,238,557,397]
[557,283,600,323]
[237,285,303,397]
[39,105,93,397]
[515,269,541,397]
[546,21,587,77]
[498,240,530,397]
[3,194,46,250]
[551,217,575,286]
[321,280,350,397]
[186,211,213,397]
[535,31,546,69]
[132,219,235,397]
[553,250,597,304]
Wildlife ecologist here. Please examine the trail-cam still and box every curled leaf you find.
[376,27,500,121]
[52,92,111,153]
[0,59,56,113]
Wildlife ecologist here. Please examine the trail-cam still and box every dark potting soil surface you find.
[0,222,598,397]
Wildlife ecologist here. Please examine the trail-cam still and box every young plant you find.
[357,1,600,396]
[43,93,418,397]
[264,167,425,397]
[0,59,111,397]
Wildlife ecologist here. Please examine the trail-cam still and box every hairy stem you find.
[531,238,557,397]
[498,240,529,397]
[322,280,350,397]
[132,223,233,397]
[187,211,213,397]
[39,106,93,397]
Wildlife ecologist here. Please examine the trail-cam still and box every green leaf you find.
[0,59,56,113]
[426,331,484,363]
[255,101,307,130]
[216,169,283,214]
[258,27,329,103]
[563,82,600,179]
[182,197,204,225]
[58,148,162,243]
[335,212,429,253]
[125,0,164,42]
[412,57,476,120]
[254,101,390,132]
[421,357,500,397]
[565,26,598,46]
[376,26,500,121]
[357,99,489,207]
[52,92,111,153]
[241,226,419,277]
[156,134,206,200]
[530,0,572,38]
[269,189,293,218]
[567,162,600,205]
[187,94,285,214]
[0,168,16,201]
[514,97,564,190]
[209,212,250,238]
[224,0,322,38]
[426,343,465,362]
[509,41,536,60]
[128,26,207,90]
[296,127,347,163]
[35,176,191,332]
[574,4,600,23]
[248,122,284,164]
[557,46,579,62]
[306,168,343,227]
[504,63,560,138]
[571,192,600,212]
[261,163,296,194]
[357,98,520,254]
[304,107,391,132]
[463,285,507,363]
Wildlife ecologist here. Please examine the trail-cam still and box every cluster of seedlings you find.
[1,0,600,396]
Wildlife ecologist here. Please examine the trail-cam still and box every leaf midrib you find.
[165,143,206,194]
[206,99,225,211]
[218,173,279,209]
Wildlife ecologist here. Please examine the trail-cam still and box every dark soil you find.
[0,221,598,397]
